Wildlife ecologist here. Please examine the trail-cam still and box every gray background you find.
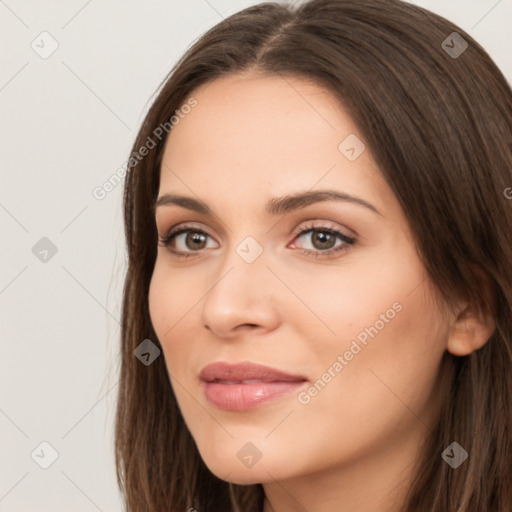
[1,0,510,510]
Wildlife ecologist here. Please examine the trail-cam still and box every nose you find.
[201,251,280,340]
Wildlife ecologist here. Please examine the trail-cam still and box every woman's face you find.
[149,73,450,487]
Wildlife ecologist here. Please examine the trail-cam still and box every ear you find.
[446,300,496,356]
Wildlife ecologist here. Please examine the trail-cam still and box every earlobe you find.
[446,303,496,356]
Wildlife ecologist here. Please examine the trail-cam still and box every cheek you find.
[292,244,448,424]
[277,293,447,479]
[298,278,447,435]
[148,264,204,416]
[280,251,421,366]
[148,264,198,365]
[148,261,200,333]
[148,267,172,342]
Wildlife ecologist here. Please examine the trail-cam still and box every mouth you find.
[199,361,308,411]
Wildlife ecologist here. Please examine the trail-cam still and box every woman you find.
[115,0,512,510]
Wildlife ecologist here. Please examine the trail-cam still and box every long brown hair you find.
[115,1,512,510]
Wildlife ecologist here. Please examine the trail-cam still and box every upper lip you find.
[199,361,308,383]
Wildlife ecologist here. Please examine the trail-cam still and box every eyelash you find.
[158,221,356,260]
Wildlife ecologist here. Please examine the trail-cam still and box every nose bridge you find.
[200,233,276,335]
[206,234,268,306]
[214,227,268,287]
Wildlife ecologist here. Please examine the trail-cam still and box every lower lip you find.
[203,381,306,411]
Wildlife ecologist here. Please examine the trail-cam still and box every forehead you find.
[163,72,350,161]
[159,73,389,214]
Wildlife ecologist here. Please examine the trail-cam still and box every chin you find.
[201,456,268,485]
[195,441,282,485]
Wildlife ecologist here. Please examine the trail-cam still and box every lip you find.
[199,361,308,411]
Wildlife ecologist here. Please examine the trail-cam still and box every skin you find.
[148,72,495,512]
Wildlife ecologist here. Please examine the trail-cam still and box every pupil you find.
[314,231,334,249]
[188,232,206,249]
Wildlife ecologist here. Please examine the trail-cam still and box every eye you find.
[158,221,356,259]
[289,221,356,259]
[158,223,217,258]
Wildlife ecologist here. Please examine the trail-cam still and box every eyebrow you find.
[154,189,382,217]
